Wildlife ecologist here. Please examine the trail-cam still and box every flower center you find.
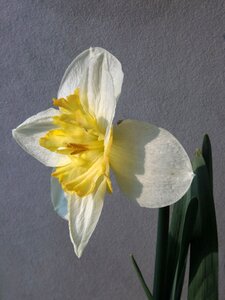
[39,89,112,196]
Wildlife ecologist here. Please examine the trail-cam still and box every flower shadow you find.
[110,120,160,201]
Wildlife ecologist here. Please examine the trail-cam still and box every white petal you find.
[58,47,124,141]
[12,108,70,167]
[110,120,194,208]
[51,176,68,220]
[68,178,106,258]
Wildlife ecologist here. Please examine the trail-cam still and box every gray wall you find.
[1,0,225,299]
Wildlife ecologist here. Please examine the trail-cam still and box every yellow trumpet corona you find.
[39,89,113,197]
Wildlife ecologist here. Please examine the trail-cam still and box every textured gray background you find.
[1,0,225,299]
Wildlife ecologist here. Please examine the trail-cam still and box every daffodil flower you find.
[12,47,193,257]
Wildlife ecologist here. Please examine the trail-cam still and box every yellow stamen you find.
[39,89,112,196]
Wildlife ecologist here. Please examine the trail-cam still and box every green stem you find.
[153,206,170,300]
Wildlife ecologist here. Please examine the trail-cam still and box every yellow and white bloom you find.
[12,47,193,257]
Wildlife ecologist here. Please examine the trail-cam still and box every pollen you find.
[39,89,112,196]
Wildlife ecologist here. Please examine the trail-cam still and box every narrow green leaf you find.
[188,148,218,300]
[131,255,153,300]
[163,188,198,300]
[164,190,192,298]
[153,207,169,300]
[170,197,198,300]
[202,134,213,192]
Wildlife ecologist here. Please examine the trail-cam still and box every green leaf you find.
[170,197,198,300]
[202,134,213,191]
[188,141,218,300]
[164,191,198,300]
[164,193,190,298]
[153,207,169,300]
[131,255,153,300]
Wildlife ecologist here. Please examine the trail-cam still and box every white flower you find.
[12,47,193,258]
